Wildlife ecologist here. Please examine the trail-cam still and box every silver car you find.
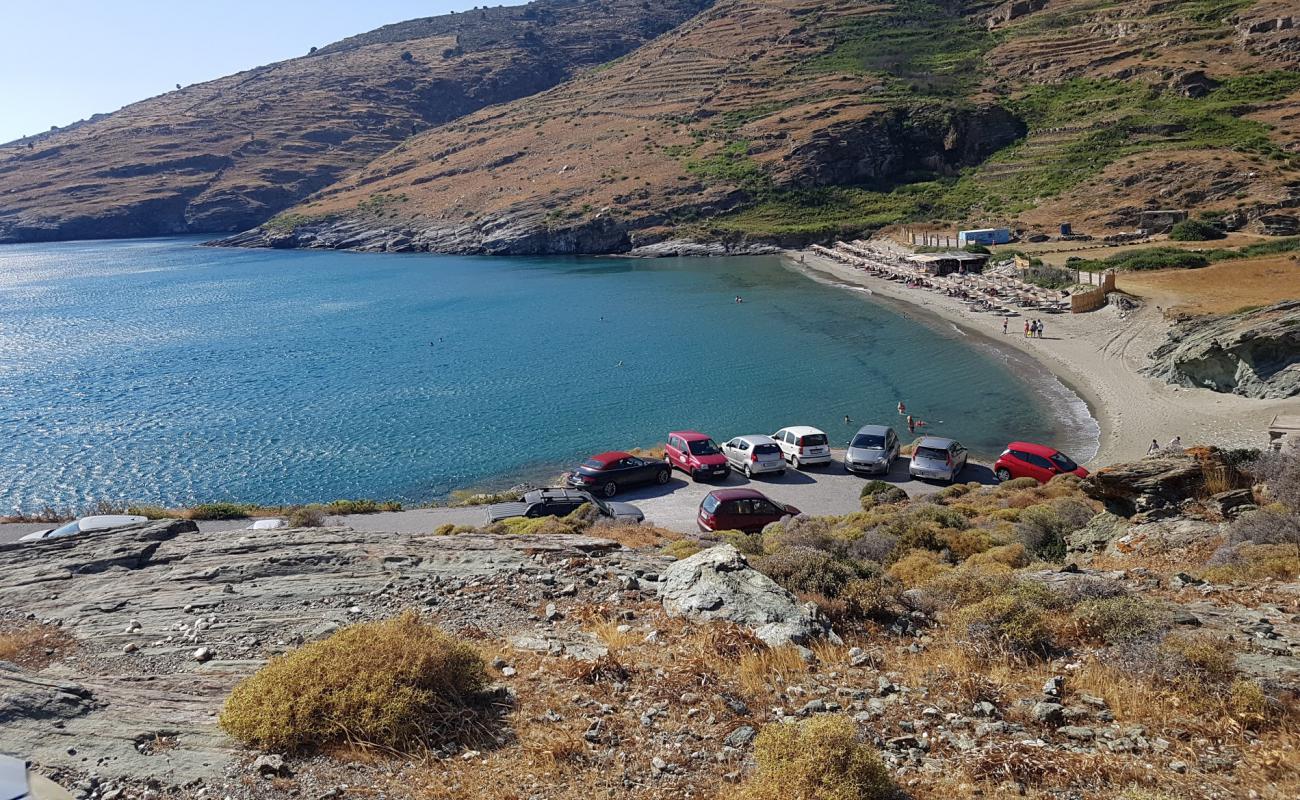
[845,424,901,475]
[721,435,787,478]
[908,436,969,483]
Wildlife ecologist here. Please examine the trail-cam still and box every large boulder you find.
[658,545,836,647]
[1143,300,1300,399]
[1082,453,1205,517]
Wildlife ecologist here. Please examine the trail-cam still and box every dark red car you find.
[697,488,799,533]
[566,450,670,497]
[993,442,1089,484]
[666,430,730,481]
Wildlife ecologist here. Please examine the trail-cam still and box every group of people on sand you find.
[1023,319,1046,338]
[1147,436,1182,454]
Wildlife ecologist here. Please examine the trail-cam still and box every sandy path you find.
[791,249,1291,466]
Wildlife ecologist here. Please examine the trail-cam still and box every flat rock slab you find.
[0,520,658,785]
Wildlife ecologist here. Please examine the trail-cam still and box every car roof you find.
[668,430,711,441]
[707,488,770,502]
[77,515,147,530]
[916,436,956,448]
[732,434,777,445]
[586,451,631,465]
[853,424,893,436]
[777,425,825,436]
[1008,441,1059,457]
[526,488,591,501]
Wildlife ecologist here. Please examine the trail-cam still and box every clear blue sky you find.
[0,1,480,144]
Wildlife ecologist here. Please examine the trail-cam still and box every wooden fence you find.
[1070,271,1116,313]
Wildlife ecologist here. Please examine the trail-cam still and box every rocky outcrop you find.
[658,545,835,646]
[1144,300,1300,399]
[0,521,665,785]
[0,0,713,244]
[1081,453,1207,517]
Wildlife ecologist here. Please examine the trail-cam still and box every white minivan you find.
[771,426,833,469]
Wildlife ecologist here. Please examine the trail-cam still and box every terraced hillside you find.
[229,0,1300,253]
[0,0,712,243]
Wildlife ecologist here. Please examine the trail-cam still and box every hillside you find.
[0,0,712,244]
[224,0,1300,254]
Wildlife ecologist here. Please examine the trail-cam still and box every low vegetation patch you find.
[726,716,893,800]
[0,622,75,669]
[219,611,488,752]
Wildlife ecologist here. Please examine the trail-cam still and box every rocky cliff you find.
[0,0,712,244]
[1144,299,1300,399]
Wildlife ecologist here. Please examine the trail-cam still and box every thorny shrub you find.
[725,716,893,800]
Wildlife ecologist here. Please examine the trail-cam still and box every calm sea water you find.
[0,237,1097,512]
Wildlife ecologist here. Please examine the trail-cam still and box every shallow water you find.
[0,237,1097,512]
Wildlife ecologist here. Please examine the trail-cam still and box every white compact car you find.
[721,434,787,478]
[18,514,149,543]
[771,426,833,469]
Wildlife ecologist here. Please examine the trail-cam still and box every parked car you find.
[246,518,287,530]
[844,424,901,475]
[994,442,1089,483]
[566,450,671,497]
[720,434,786,478]
[486,488,644,524]
[18,514,149,543]
[665,430,730,481]
[697,488,799,533]
[771,426,832,468]
[908,436,969,483]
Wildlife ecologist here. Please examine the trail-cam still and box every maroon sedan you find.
[697,488,799,533]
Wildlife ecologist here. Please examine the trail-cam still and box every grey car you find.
[908,436,969,483]
[721,434,787,478]
[844,424,901,475]
[486,488,643,524]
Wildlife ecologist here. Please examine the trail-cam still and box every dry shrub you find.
[588,521,679,549]
[1200,542,1300,582]
[962,742,1153,791]
[1069,596,1165,645]
[954,593,1052,660]
[566,653,634,685]
[968,542,1029,568]
[662,538,705,560]
[923,562,1016,608]
[887,548,951,586]
[938,527,994,559]
[726,716,892,800]
[859,480,908,511]
[1015,498,1093,561]
[287,505,327,528]
[219,611,488,752]
[736,646,811,697]
[1227,677,1284,730]
[753,547,869,598]
[0,623,75,669]
[722,528,765,555]
[998,477,1041,493]
[1157,632,1237,685]
[840,576,900,620]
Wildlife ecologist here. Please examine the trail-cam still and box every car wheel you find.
[743,464,753,478]
[602,481,618,498]
[996,467,1012,482]
[792,456,801,469]
[656,469,670,485]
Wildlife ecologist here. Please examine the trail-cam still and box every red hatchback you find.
[994,442,1089,484]
[666,430,731,481]
[698,488,799,533]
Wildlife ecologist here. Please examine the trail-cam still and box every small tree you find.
[1169,219,1226,241]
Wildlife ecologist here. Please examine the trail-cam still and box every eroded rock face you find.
[1082,454,1206,517]
[0,521,662,785]
[658,545,835,646]
[1144,300,1300,399]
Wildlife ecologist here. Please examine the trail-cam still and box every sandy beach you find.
[790,248,1292,467]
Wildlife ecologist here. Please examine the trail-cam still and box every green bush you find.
[859,481,908,510]
[1015,498,1093,561]
[727,716,893,800]
[189,502,256,520]
[219,611,488,752]
[1169,219,1226,241]
[286,505,326,528]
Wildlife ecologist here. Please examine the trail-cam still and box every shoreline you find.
[788,248,1290,466]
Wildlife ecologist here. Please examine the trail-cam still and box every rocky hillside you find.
[1145,299,1300,398]
[2,447,1297,799]
[223,0,1300,254]
[0,0,712,243]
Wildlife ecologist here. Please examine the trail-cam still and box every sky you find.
[0,1,480,144]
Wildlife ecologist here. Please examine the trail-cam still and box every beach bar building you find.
[907,251,990,276]
[958,227,1011,247]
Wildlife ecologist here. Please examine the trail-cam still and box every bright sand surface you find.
[792,249,1294,467]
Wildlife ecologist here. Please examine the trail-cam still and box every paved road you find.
[0,451,996,544]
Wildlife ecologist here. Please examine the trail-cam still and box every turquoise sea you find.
[0,237,1097,512]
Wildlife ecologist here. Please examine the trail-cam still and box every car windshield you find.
[1050,452,1078,472]
[48,520,82,537]
[800,434,828,447]
[754,443,781,456]
[586,495,610,515]
[688,439,720,456]
[851,433,886,449]
[915,446,949,461]
[581,458,608,470]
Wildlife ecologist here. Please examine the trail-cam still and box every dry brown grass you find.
[1119,256,1300,317]
[0,622,76,669]
[589,522,681,549]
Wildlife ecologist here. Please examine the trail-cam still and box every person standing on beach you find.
[1024,320,1031,337]
[1038,320,1046,338]
[1002,318,1008,335]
